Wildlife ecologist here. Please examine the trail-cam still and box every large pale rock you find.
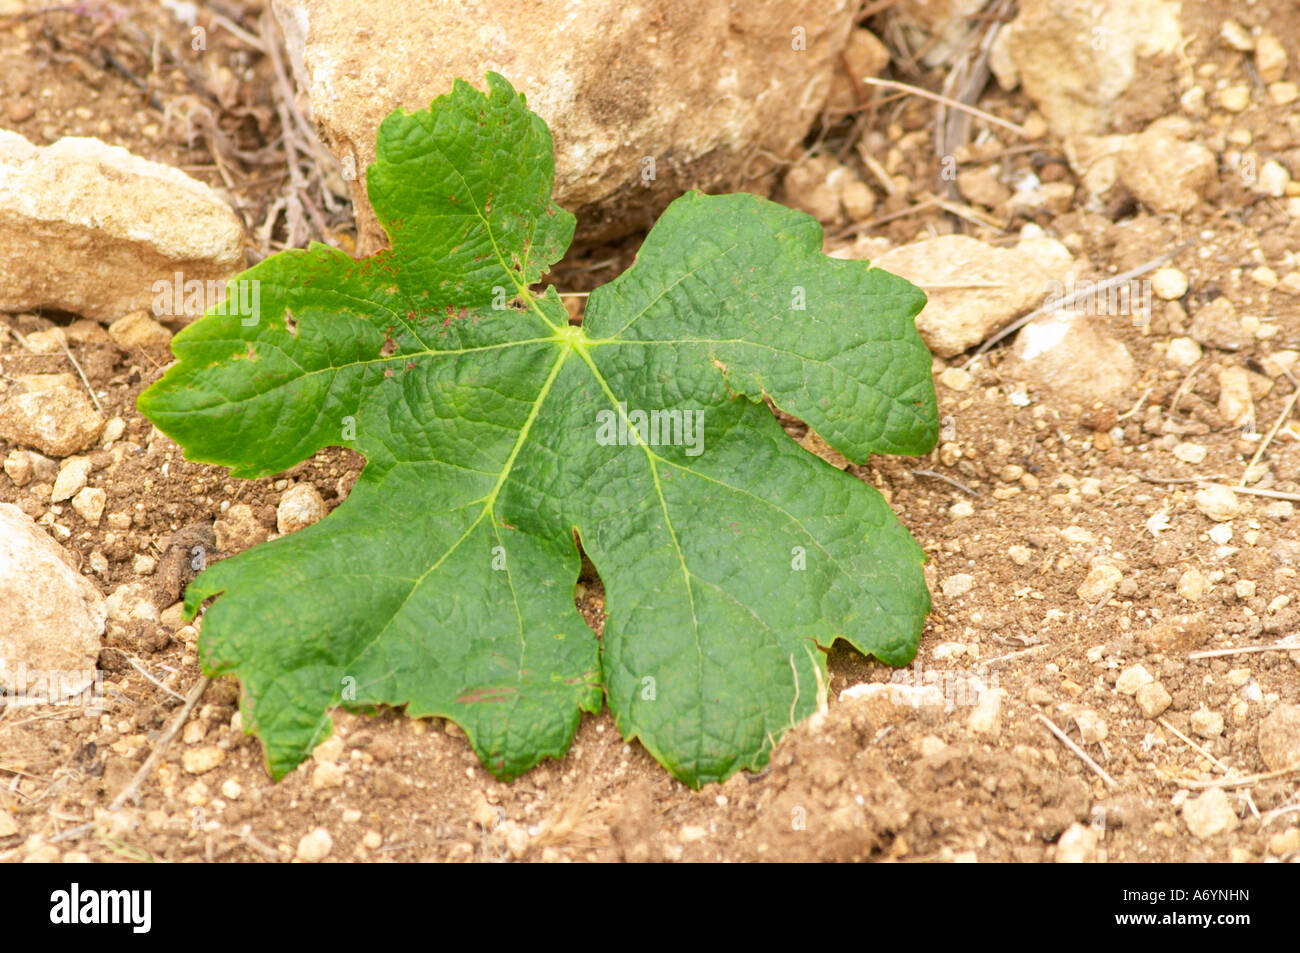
[1005,310,1137,406]
[1067,119,1216,214]
[990,0,1182,137]
[272,0,860,251]
[0,504,104,700]
[0,373,105,458]
[0,129,245,322]
[870,234,1075,357]
[1115,128,1216,215]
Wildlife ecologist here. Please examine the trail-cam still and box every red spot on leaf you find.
[454,686,516,705]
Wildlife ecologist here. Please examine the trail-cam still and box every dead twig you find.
[1086,593,1112,619]
[1259,802,1300,829]
[1239,379,1300,487]
[922,190,1005,232]
[260,9,332,246]
[1157,716,1231,773]
[1172,767,1300,790]
[56,332,103,414]
[109,675,211,811]
[1037,713,1117,788]
[934,0,1015,219]
[209,11,266,52]
[981,643,1048,667]
[0,763,50,783]
[1136,473,1225,485]
[862,77,1028,138]
[49,823,94,843]
[236,825,282,861]
[964,244,1190,366]
[1188,637,1300,660]
[1201,483,1300,502]
[829,196,942,239]
[124,656,187,703]
[1117,387,1154,421]
[911,468,978,496]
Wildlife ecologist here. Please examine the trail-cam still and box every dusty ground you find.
[1,0,1299,863]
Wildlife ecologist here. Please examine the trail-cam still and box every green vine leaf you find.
[138,73,938,787]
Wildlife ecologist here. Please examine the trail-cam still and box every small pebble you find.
[938,367,972,392]
[1268,82,1299,105]
[1116,664,1154,695]
[1190,707,1224,739]
[1220,19,1254,51]
[941,573,974,598]
[296,827,333,862]
[1137,681,1173,719]
[1208,524,1233,545]
[1217,366,1253,426]
[1165,337,1202,367]
[71,487,106,526]
[1250,265,1279,289]
[967,689,1004,736]
[918,735,947,757]
[100,417,126,445]
[50,456,92,503]
[312,761,346,790]
[1182,788,1238,839]
[1178,568,1206,601]
[1076,563,1122,601]
[1071,707,1108,744]
[1216,85,1251,112]
[1255,33,1289,79]
[1151,267,1189,300]
[1268,828,1300,856]
[1054,822,1097,863]
[313,736,345,764]
[277,483,327,535]
[181,746,225,775]
[1256,160,1291,197]
[3,449,33,487]
[679,825,708,844]
[1194,485,1241,522]
[1262,501,1294,521]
